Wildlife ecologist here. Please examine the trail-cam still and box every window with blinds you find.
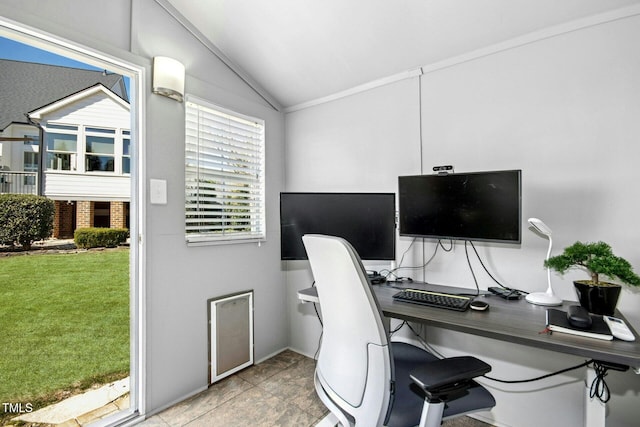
[185,96,266,244]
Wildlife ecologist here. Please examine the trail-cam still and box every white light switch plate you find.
[150,179,167,204]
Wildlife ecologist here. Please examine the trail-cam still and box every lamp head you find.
[528,217,552,237]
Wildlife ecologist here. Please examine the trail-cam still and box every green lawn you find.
[0,249,129,408]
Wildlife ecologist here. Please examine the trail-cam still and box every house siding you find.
[44,173,129,200]
[40,87,131,235]
[41,91,129,129]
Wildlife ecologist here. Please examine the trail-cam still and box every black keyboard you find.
[392,289,471,312]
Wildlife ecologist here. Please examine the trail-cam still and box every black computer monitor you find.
[280,192,396,260]
[398,170,522,243]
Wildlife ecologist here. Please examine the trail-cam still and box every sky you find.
[0,36,131,98]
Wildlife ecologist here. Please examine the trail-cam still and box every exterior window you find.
[23,152,38,172]
[185,96,266,244]
[23,135,38,146]
[23,152,38,186]
[122,131,131,174]
[85,128,115,172]
[45,125,77,171]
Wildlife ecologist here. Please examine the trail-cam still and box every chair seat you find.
[387,342,496,427]
[302,235,495,427]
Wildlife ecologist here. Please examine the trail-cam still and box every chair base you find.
[419,401,445,427]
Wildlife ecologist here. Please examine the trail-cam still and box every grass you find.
[0,249,129,416]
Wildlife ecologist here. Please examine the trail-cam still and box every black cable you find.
[309,280,323,361]
[469,240,528,295]
[312,302,322,327]
[438,239,454,252]
[399,238,417,268]
[464,240,480,296]
[483,359,593,384]
[485,359,614,405]
[589,361,611,403]
[383,238,439,280]
[469,241,506,288]
[403,318,600,387]
[390,320,407,335]
[314,329,323,361]
[310,281,323,327]
[380,238,417,280]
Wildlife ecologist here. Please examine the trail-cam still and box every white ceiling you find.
[166,0,640,109]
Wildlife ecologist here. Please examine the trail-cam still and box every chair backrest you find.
[302,234,393,425]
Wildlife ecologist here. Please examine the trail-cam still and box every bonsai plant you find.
[544,241,640,315]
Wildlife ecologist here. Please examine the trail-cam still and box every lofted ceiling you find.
[166,0,640,109]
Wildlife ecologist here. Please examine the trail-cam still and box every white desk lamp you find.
[526,217,563,306]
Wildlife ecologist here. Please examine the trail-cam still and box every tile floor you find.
[139,350,326,427]
[139,349,491,427]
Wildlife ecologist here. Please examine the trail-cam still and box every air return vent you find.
[208,291,254,383]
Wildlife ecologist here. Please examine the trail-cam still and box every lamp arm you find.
[545,236,553,261]
[545,236,553,295]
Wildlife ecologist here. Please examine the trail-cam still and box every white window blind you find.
[185,96,266,244]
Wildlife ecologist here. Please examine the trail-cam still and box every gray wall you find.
[1,0,287,416]
[285,13,640,427]
[4,1,640,425]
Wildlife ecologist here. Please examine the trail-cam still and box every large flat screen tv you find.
[398,170,521,243]
[280,192,396,260]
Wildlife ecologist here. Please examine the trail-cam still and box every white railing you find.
[0,172,38,195]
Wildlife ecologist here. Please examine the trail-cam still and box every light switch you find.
[150,179,167,204]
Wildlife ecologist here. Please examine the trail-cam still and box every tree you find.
[545,241,640,287]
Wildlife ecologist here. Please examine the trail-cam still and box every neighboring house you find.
[0,59,130,238]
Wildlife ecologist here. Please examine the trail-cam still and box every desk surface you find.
[299,282,640,368]
[375,282,640,368]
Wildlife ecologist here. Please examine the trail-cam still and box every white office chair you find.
[302,234,495,427]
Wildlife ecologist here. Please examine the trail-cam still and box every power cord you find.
[468,240,528,295]
[469,241,506,289]
[400,319,619,405]
[486,359,624,405]
[438,239,454,252]
[483,360,592,384]
[382,238,439,280]
[590,361,611,403]
[464,241,480,296]
[390,320,407,334]
[588,360,628,404]
[310,281,323,361]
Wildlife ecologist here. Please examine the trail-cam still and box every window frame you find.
[122,130,131,175]
[44,124,78,171]
[43,123,130,174]
[85,127,116,173]
[184,95,266,246]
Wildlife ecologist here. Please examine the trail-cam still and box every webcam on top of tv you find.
[433,165,454,175]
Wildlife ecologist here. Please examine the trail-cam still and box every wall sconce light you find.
[152,56,185,102]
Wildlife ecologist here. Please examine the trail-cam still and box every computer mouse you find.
[470,300,489,311]
[567,305,592,329]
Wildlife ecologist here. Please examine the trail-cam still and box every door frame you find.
[0,15,147,425]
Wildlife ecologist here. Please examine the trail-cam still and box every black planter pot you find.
[573,280,622,316]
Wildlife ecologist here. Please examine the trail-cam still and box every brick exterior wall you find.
[110,201,127,229]
[53,200,129,238]
[53,201,76,239]
[76,200,94,229]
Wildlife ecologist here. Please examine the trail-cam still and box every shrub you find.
[0,194,55,249]
[74,227,129,249]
